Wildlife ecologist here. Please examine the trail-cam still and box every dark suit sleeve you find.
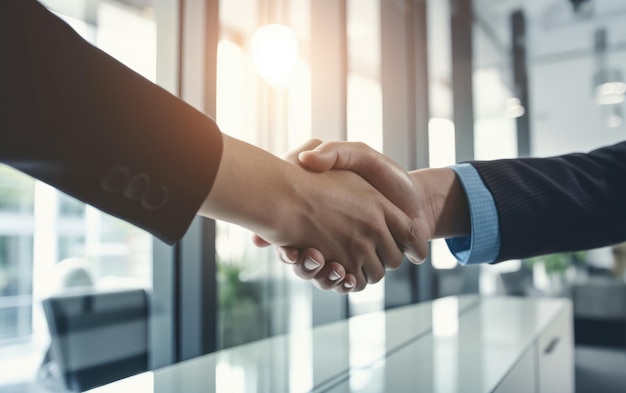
[470,141,626,262]
[0,0,223,245]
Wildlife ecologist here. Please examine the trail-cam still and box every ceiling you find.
[473,0,626,66]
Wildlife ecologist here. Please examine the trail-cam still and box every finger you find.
[282,138,324,164]
[252,233,272,247]
[311,261,346,291]
[275,246,299,264]
[405,236,428,264]
[349,209,397,283]
[384,203,429,264]
[375,233,405,271]
[297,141,342,172]
[292,248,325,280]
[335,272,357,294]
[403,221,429,265]
[350,259,368,292]
[361,250,385,285]
[352,268,368,292]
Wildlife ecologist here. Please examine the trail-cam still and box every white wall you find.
[531,53,626,157]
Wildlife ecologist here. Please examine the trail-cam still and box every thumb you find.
[300,142,418,217]
[282,138,324,164]
[298,145,339,172]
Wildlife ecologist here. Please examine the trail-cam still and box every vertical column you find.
[450,0,474,163]
[413,0,436,302]
[177,0,219,361]
[511,10,530,157]
[310,2,350,386]
[200,0,219,356]
[381,0,433,307]
[311,0,348,143]
[150,0,179,369]
[380,0,414,308]
[310,0,349,326]
[381,0,415,169]
[31,183,58,346]
[450,0,479,294]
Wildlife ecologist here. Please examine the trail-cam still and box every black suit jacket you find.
[0,0,223,244]
[471,141,626,262]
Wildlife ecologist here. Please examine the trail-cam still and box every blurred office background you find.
[0,0,625,391]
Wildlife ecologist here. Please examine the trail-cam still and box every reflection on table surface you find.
[88,295,570,393]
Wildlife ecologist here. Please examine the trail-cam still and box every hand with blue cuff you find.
[257,139,626,293]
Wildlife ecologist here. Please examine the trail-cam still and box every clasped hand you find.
[253,139,435,293]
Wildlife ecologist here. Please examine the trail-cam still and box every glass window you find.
[216,0,314,350]
[216,4,269,348]
[346,0,385,317]
[0,1,161,390]
[0,166,34,214]
[472,1,626,298]
[0,236,34,340]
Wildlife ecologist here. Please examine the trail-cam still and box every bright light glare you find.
[595,82,626,105]
[428,118,456,168]
[251,24,298,88]
[505,97,525,118]
[431,238,457,270]
[432,297,459,337]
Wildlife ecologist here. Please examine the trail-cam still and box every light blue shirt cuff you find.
[445,163,500,265]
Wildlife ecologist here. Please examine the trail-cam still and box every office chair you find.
[42,287,149,392]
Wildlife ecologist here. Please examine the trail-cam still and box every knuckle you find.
[406,223,420,246]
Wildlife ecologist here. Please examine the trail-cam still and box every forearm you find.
[199,134,298,241]
[471,142,626,261]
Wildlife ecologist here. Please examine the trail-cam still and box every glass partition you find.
[0,1,171,391]
[473,0,626,297]
[346,0,385,317]
[215,0,314,350]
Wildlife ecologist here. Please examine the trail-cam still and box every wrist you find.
[411,167,470,240]
[200,135,297,241]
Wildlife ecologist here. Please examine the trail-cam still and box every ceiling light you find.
[251,24,299,88]
[594,81,626,105]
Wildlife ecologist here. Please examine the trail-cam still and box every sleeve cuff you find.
[445,163,500,265]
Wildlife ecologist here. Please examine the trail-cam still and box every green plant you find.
[524,251,587,275]
[217,262,245,308]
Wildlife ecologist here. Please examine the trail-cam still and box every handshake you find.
[247,139,471,294]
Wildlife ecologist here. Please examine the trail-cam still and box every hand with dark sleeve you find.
[1,0,222,244]
[269,140,626,290]
[0,0,425,292]
[470,141,626,261]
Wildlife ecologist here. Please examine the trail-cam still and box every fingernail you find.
[304,257,321,271]
[328,270,341,281]
[406,254,423,265]
[280,253,296,264]
[343,281,355,289]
